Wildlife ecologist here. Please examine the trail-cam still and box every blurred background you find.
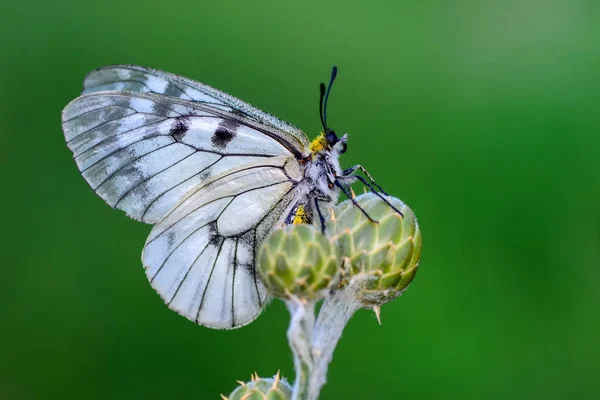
[1,0,599,399]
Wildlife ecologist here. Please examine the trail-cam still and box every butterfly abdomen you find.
[285,202,313,225]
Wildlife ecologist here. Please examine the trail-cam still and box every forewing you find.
[62,91,306,223]
[83,65,310,150]
[142,157,303,329]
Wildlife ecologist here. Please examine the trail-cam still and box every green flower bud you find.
[258,224,339,301]
[326,193,421,306]
[223,372,292,400]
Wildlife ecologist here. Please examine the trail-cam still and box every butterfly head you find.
[311,66,348,156]
[310,130,347,154]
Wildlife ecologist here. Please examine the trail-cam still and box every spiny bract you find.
[223,372,292,400]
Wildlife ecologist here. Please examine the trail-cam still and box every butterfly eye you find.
[325,132,338,145]
[339,142,347,154]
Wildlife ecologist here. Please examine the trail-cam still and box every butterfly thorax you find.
[309,132,330,153]
[301,132,347,205]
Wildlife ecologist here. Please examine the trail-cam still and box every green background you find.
[1,0,599,398]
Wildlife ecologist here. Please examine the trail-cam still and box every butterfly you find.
[62,65,401,329]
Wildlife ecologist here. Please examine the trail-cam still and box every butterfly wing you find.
[63,69,312,328]
[62,90,307,223]
[143,156,302,328]
[82,65,311,150]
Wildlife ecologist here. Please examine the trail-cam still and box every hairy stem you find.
[286,275,372,399]
[286,299,316,400]
[308,282,362,399]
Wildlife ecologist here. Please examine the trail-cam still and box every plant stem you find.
[286,299,316,400]
[309,282,362,399]
[286,276,371,399]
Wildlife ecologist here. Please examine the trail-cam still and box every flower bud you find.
[257,224,339,301]
[223,372,291,400]
[326,193,421,306]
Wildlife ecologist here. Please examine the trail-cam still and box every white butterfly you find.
[62,65,400,329]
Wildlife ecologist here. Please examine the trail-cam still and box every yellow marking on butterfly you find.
[292,205,309,224]
[309,132,328,153]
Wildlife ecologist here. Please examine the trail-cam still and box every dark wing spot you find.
[212,128,234,148]
[238,230,256,275]
[166,231,177,248]
[170,116,191,142]
[163,82,187,98]
[211,119,239,149]
[207,222,221,246]
[199,168,213,181]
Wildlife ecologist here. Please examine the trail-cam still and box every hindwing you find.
[143,157,302,328]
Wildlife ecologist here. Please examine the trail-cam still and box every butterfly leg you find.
[334,180,378,223]
[339,166,403,217]
[352,175,404,217]
[342,164,388,195]
[313,197,327,233]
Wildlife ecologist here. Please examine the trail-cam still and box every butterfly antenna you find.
[323,66,338,129]
[319,82,327,132]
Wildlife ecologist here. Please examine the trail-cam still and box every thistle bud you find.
[257,224,339,301]
[326,193,421,306]
[223,372,292,400]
